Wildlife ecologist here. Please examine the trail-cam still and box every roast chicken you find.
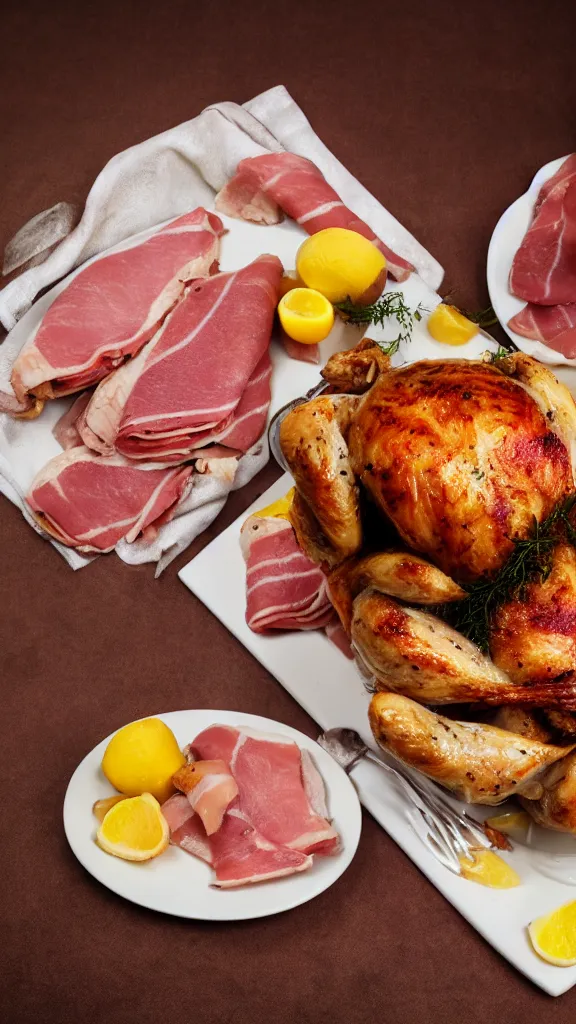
[280,347,576,825]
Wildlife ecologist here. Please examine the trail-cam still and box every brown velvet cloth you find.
[2,0,576,1019]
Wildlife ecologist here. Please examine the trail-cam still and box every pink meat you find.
[26,446,192,552]
[11,208,224,403]
[52,392,93,450]
[280,331,321,365]
[241,516,334,632]
[509,155,576,305]
[192,725,340,857]
[79,254,282,461]
[208,809,312,888]
[161,793,213,864]
[508,301,576,358]
[215,152,414,283]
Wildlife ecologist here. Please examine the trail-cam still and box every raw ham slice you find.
[11,208,224,404]
[172,760,239,835]
[79,254,282,461]
[26,447,192,552]
[241,516,334,632]
[508,302,576,358]
[52,392,93,450]
[509,155,576,305]
[216,153,414,283]
[161,793,213,864]
[191,725,340,856]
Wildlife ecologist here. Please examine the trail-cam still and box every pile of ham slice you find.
[508,155,576,358]
[161,724,340,888]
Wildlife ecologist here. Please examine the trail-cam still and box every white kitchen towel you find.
[0,84,444,572]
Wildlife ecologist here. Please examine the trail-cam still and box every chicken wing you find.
[352,589,576,708]
[328,550,465,632]
[369,691,572,804]
[520,750,576,833]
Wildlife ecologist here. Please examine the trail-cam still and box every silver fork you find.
[318,727,493,875]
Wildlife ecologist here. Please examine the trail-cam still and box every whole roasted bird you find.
[280,346,576,830]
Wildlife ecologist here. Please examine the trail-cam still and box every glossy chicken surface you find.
[520,750,576,832]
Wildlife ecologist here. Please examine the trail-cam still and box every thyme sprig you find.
[458,304,499,328]
[452,495,576,651]
[335,292,425,357]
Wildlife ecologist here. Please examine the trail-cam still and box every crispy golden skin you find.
[352,589,576,708]
[321,338,390,393]
[328,551,465,633]
[369,691,572,805]
[289,489,342,569]
[492,706,554,743]
[348,360,571,582]
[490,543,576,689]
[521,750,576,833]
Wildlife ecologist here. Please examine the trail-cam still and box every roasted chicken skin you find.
[369,692,572,804]
[351,589,576,709]
[520,750,576,833]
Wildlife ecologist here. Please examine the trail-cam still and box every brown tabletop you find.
[2,1,576,1020]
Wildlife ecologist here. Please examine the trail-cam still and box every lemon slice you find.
[96,792,169,862]
[278,288,335,344]
[253,488,295,521]
[101,717,185,804]
[296,227,386,303]
[485,811,531,836]
[92,795,128,823]
[529,900,576,966]
[427,304,478,346]
[458,851,521,888]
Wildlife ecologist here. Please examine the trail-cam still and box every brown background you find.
[2,1,576,1021]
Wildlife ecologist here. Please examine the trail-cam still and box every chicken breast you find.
[520,750,576,833]
[348,360,571,582]
[352,589,576,708]
[369,691,572,804]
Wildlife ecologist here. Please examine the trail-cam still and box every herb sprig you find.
[336,292,424,357]
[458,304,499,329]
[452,495,576,651]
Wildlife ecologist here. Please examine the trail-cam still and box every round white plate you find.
[486,155,575,367]
[63,709,362,921]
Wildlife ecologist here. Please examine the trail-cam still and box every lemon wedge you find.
[92,795,128,823]
[458,851,521,888]
[253,488,295,521]
[101,717,185,804]
[427,304,478,346]
[278,288,335,344]
[529,900,576,966]
[296,227,386,303]
[96,792,169,862]
[485,811,531,837]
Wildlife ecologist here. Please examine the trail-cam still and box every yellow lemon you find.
[295,227,386,303]
[92,794,128,823]
[458,851,521,889]
[529,900,576,966]
[253,487,295,521]
[485,811,531,837]
[96,792,169,862]
[427,304,478,346]
[278,288,335,344]
[101,717,185,804]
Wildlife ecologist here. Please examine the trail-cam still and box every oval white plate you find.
[63,709,362,921]
[486,155,576,367]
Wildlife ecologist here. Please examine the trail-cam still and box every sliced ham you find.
[11,208,224,404]
[26,446,192,552]
[241,516,334,632]
[172,760,239,836]
[191,725,340,857]
[161,793,213,864]
[508,301,576,358]
[52,392,93,450]
[509,155,576,306]
[207,808,312,888]
[216,152,414,283]
[79,254,282,461]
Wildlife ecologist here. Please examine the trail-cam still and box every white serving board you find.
[180,472,576,996]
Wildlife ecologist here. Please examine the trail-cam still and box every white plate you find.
[180,481,576,995]
[487,155,576,368]
[63,709,362,921]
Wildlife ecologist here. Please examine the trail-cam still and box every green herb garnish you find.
[458,304,499,328]
[336,292,425,357]
[452,495,576,651]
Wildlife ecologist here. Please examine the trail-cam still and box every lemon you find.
[92,794,128,823]
[427,304,478,346]
[278,288,335,345]
[485,811,531,837]
[529,900,576,966]
[96,792,169,862]
[458,851,521,889]
[253,488,295,521]
[101,717,185,804]
[278,271,303,298]
[295,227,386,304]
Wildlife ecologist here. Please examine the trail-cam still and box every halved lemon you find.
[296,227,386,304]
[92,795,128,823]
[278,288,335,344]
[253,487,295,521]
[96,792,169,862]
[427,304,477,346]
[458,851,521,888]
[529,900,576,966]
